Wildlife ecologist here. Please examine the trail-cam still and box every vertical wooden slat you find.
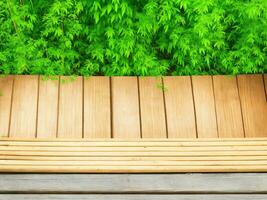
[213,75,244,138]
[139,77,167,138]
[112,77,140,138]
[9,75,38,138]
[192,76,218,138]
[37,77,59,138]
[163,76,196,138]
[84,77,111,138]
[237,75,267,137]
[0,76,13,137]
[264,74,267,98]
[58,76,83,138]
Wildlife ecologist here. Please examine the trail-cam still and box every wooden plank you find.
[4,144,267,151]
[1,148,267,156]
[37,77,59,138]
[0,76,13,137]
[163,76,196,138]
[84,77,111,138]
[264,74,267,97]
[57,76,83,138]
[213,75,244,138]
[0,195,266,200]
[2,149,267,157]
[237,75,267,137]
[2,137,267,142]
[9,75,38,138]
[1,173,267,193]
[3,155,267,161]
[4,160,267,166]
[192,76,217,138]
[3,138,267,145]
[139,77,167,138]
[111,77,140,138]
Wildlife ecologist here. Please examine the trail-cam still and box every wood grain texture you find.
[0,76,13,137]
[111,77,140,138]
[192,76,217,138]
[37,77,59,138]
[213,76,244,138]
[9,75,38,138]
[3,74,267,141]
[84,77,111,138]
[0,195,266,200]
[139,77,167,138]
[163,76,196,138]
[1,173,267,193]
[237,75,267,137]
[57,77,83,138]
[4,155,267,162]
[264,74,267,98]
[2,139,267,172]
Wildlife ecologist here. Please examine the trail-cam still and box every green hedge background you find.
[0,0,266,76]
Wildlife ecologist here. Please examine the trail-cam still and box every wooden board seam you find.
[236,76,246,137]
[137,77,143,138]
[211,76,219,137]
[7,76,14,138]
[190,76,198,138]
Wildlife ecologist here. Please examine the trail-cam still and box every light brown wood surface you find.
[238,75,267,137]
[264,74,267,98]
[9,75,38,138]
[111,77,141,138]
[139,77,167,138]
[213,75,244,138]
[163,76,196,138]
[0,76,13,137]
[1,139,267,172]
[192,76,218,138]
[0,74,266,140]
[1,74,267,173]
[84,77,111,138]
[37,77,59,138]
[57,76,83,138]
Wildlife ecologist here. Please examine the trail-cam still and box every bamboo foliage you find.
[0,0,266,76]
